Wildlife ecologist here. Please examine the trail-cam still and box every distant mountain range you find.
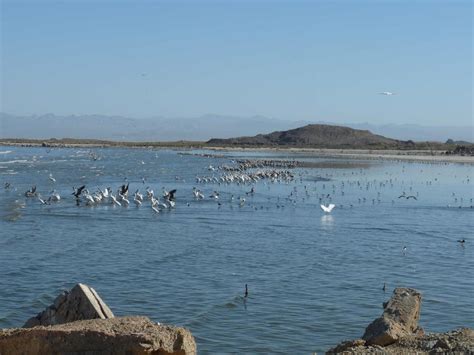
[208,124,413,149]
[0,112,472,143]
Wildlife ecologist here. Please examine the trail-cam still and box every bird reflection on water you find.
[321,214,334,227]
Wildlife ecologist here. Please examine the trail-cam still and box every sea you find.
[0,146,473,354]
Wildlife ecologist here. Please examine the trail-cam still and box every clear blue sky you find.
[1,0,472,125]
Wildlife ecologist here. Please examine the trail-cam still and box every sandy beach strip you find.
[1,140,472,164]
[205,147,474,164]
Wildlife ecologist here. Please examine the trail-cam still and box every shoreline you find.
[1,139,473,164]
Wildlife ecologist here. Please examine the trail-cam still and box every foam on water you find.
[0,160,29,164]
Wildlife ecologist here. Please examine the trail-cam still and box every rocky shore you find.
[328,329,474,354]
[327,288,474,354]
[0,283,196,355]
[1,316,196,355]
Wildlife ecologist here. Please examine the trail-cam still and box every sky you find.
[0,0,472,126]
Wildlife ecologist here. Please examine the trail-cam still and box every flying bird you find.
[164,189,177,201]
[379,91,396,96]
[320,204,335,213]
[72,185,86,198]
[25,186,37,197]
[120,183,129,196]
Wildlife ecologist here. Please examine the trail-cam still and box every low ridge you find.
[207,124,414,149]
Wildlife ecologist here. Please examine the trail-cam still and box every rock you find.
[327,328,474,354]
[362,288,423,346]
[326,339,366,354]
[434,338,451,350]
[0,316,196,355]
[24,283,114,327]
[326,286,473,354]
[362,288,422,346]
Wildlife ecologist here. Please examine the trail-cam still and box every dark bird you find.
[25,185,37,197]
[163,189,177,201]
[120,183,129,195]
[244,284,248,298]
[383,283,386,292]
[406,195,417,200]
[72,185,86,198]
[457,239,465,244]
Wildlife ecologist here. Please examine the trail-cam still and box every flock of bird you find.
[6,155,472,219]
[2,152,472,258]
[22,181,178,214]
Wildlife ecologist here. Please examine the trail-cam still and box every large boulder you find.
[24,283,114,327]
[0,316,196,355]
[362,288,423,346]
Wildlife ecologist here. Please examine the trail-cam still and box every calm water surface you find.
[0,147,473,354]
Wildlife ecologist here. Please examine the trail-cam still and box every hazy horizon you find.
[1,0,472,126]
[1,110,472,128]
[1,111,472,142]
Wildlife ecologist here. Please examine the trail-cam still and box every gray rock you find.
[362,288,423,346]
[24,283,114,327]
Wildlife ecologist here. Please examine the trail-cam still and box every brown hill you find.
[207,124,414,149]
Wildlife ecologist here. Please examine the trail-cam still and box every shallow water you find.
[0,147,473,354]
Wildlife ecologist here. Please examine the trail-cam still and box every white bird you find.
[152,206,160,214]
[84,193,95,205]
[48,174,56,183]
[146,188,154,199]
[120,196,130,206]
[49,191,61,202]
[379,91,396,96]
[193,188,204,199]
[99,187,109,198]
[320,204,336,213]
[37,195,50,205]
[166,199,176,208]
[134,190,143,201]
[110,195,122,206]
